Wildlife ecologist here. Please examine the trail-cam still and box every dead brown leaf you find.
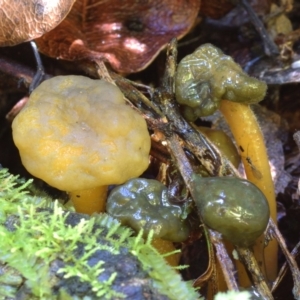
[0,0,76,46]
[35,0,200,73]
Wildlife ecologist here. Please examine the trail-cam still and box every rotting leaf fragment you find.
[35,0,200,73]
[0,0,76,46]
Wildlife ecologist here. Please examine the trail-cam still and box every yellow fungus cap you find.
[12,75,150,191]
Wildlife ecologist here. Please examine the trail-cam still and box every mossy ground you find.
[0,167,200,300]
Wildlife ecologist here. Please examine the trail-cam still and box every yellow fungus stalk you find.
[220,100,277,282]
[69,186,108,215]
[151,238,180,267]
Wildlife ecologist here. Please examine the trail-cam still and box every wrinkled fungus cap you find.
[106,178,190,242]
[191,175,270,247]
[12,75,151,192]
[175,43,267,119]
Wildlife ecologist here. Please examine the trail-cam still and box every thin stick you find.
[209,230,239,291]
[235,246,274,299]
[269,219,300,298]
[29,41,45,93]
[236,0,279,56]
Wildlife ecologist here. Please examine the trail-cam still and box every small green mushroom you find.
[106,178,191,266]
[175,43,267,120]
[175,43,277,280]
[191,174,270,247]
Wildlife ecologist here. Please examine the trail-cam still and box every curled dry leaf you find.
[0,0,76,46]
[35,0,200,73]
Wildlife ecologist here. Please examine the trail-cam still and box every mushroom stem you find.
[69,186,108,215]
[219,100,277,282]
[151,237,180,267]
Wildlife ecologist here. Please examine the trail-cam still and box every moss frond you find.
[131,230,201,300]
[0,201,125,299]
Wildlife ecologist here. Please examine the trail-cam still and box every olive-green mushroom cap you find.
[191,175,270,247]
[106,178,190,242]
[175,43,267,120]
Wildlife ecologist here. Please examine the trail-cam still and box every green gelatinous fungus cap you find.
[106,178,190,242]
[175,43,267,120]
[191,175,270,247]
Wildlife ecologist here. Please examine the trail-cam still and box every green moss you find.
[0,167,200,300]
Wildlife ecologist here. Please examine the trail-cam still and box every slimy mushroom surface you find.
[191,174,270,247]
[106,178,191,266]
[12,75,150,213]
[175,43,267,120]
[106,178,190,243]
